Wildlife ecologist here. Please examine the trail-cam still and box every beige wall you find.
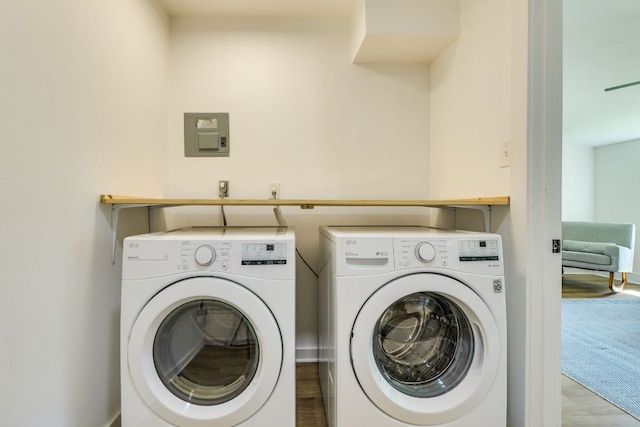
[429,0,511,200]
[0,1,170,425]
[165,17,433,356]
[429,0,535,425]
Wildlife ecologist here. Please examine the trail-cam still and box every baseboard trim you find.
[296,347,318,362]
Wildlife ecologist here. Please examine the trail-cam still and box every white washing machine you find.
[121,227,295,427]
[318,226,506,427]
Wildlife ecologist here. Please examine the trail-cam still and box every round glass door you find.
[373,292,474,398]
[350,273,500,425]
[153,299,260,406]
[128,277,283,427]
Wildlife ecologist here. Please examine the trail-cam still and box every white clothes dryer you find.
[318,226,506,427]
[121,227,295,427]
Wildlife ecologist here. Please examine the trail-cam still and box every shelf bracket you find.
[450,205,492,232]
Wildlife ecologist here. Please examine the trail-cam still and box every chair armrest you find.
[604,245,634,272]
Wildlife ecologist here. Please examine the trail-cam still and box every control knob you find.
[194,245,216,266]
[415,242,436,263]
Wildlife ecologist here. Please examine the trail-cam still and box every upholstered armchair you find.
[562,221,635,292]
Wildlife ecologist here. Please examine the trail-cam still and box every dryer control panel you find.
[241,242,288,265]
[122,227,295,280]
[180,240,231,270]
[395,238,451,269]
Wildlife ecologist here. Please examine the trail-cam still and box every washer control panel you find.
[323,226,503,277]
[458,239,500,261]
[394,236,502,274]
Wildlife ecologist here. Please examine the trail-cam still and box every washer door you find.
[128,277,282,427]
[351,273,500,425]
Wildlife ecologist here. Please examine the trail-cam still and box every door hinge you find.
[552,239,561,253]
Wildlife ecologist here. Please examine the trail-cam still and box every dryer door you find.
[351,273,501,425]
[128,277,282,427]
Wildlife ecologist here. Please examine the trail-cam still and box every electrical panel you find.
[184,112,230,157]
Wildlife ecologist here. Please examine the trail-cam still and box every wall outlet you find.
[269,181,280,199]
[219,180,229,198]
[500,141,510,168]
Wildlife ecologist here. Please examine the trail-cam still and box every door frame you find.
[525,0,563,425]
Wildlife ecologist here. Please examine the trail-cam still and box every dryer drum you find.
[153,299,260,406]
[373,292,474,398]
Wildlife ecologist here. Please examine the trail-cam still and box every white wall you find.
[562,139,640,282]
[595,138,640,282]
[0,1,170,426]
[168,18,430,200]
[429,0,511,200]
[429,0,542,425]
[562,143,595,220]
[166,17,432,357]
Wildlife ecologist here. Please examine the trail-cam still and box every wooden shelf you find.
[100,194,509,263]
[100,194,509,208]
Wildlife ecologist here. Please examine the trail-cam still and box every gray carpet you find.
[561,298,640,420]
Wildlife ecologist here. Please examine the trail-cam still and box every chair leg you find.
[608,272,628,293]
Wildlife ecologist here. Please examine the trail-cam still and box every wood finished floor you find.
[294,274,640,426]
[296,362,326,427]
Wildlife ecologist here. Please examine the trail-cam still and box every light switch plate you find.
[184,113,230,157]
